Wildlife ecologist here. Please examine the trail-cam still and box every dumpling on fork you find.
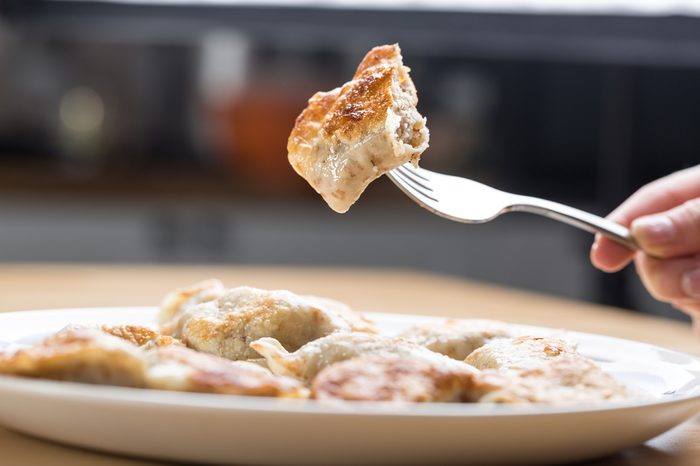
[287,43,429,213]
[399,319,512,360]
[161,284,376,361]
[251,332,476,384]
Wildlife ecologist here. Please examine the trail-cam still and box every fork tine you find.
[395,166,434,192]
[398,163,430,182]
[391,173,435,203]
[390,169,439,203]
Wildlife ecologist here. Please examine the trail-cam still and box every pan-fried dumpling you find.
[471,361,628,404]
[465,335,576,370]
[158,279,226,335]
[465,336,628,403]
[0,327,306,398]
[145,345,306,398]
[251,332,475,384]
[0,327,148,387]
[399,319,512,360]
[165,285,376,361]
[288,43,429,213]
[312,355,478,402]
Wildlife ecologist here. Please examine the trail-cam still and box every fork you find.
[387,163,638,251]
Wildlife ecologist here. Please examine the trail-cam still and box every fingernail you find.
[632,215,676,245]
[682,269,700,298]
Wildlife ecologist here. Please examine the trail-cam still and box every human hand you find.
[590,165,700,334]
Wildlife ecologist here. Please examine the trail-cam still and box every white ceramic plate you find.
[0,307,699,465]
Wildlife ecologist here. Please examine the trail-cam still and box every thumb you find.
[631,198,700,259]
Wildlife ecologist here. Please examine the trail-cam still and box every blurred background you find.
[0,0,698,319]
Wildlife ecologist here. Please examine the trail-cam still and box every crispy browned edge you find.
[102,325,181,348]
[287,44,410,162]
[311,356,478,402]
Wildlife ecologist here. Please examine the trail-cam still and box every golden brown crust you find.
[101,325,182,349]
[319,64,393,142]
[0,326,306,398]
[175,286,376,361]
[463,336,628,404]
[312,356,478,402]
[353,44,401,76]
[468,362,628,404]
[0,328,147,387]
[146,346,306,398]
[288,89,340,163]
[465,335,575,370]
[288,45,400,157]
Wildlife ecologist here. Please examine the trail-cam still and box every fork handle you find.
[509,196,639,251]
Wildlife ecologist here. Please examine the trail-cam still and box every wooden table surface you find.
[0,263,698,466]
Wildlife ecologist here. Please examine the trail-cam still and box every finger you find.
[631,198,700,259]
[670,299,700,337]
[591,234,635,272]
[635,254,700,302]
[591,165,700,272]
[610,164,700,226]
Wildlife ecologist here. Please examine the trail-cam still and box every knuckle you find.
[634,182,659,202]
[681,198,700,220]
[670,199,700,238]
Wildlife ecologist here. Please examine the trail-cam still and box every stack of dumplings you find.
[0,280,628,405]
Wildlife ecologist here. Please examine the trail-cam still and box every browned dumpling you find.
[158,279,226,336]
[145,345,306,398]
[465,336,628,404]
[471,360,628,404]
[312,355,478,402]
[164,285,376,361]
[287,43,429,213]
[399,319,512,360]
[0,327,148,387]
[0,327,306,398]
[251,333,475,385]
[465,335,577,370]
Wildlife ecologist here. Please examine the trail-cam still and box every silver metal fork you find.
[387,163,638,251]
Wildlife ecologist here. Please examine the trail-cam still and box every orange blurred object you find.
[213,85,310,195]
